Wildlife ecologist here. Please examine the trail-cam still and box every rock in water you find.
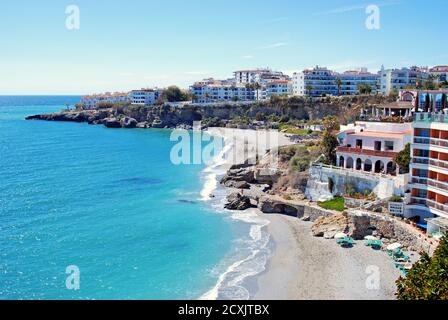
[121,117,138,129]
[104,118,122,128]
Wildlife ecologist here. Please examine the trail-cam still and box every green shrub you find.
[318,197,345,212]
[396,235,448,300]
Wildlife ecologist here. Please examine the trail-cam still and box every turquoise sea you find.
[0,96,273,300]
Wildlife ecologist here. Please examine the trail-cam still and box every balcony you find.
[337,147,398,158]
[427,178,448,192]
[414,137,448,149]
[427,199,448,213]
[414,113,448,124]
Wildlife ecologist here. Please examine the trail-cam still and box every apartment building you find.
[130,88,163,106]
[336,121,412,175]
[337,69,379,95]
[380,66,429,95]
[266,80,292,98]
[80,92,131,110]
[407,90,448,228]
[429,65,448,83]
[190,80,257,104]
[233,68,290,86]
[293,66,337,97]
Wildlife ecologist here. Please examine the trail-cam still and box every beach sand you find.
[204,127,405,300]
[254,214,403,300]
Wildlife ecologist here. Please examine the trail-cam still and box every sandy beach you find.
[204,127,408,300]
[254,214,405,300]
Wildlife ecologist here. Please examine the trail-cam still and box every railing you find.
[412,157,429,165]
[414,113,448,124]
[410,197,448,213]
[427,199,448,213]
[337,147,398,158]
[429,159,448,170]
[427,178,448,192]
[411,177,428,185]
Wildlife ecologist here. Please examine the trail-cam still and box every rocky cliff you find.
[26,95,396,129]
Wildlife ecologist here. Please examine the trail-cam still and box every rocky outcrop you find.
[311,213,349,238]
[121,117,138,129]
[224,192,253,211]
[104,118,122,128]
[221,166,255,185]
[257,196,300,216]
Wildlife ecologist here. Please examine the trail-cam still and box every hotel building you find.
[293,66,379,97]
[336,121,412,175]
[429,65,448,84]
[81,92,131,110]
[233,69,290,86]
[338,69,379,95]
[266,80,292,98]
[190,80,257,104]
[379,66,429,95]
[130,88,163,106]
[406,90,448,230]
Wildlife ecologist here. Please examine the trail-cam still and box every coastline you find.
[200,127,404,301]
[198,127,293,300]
[255,214,402,300]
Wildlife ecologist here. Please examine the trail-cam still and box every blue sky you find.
[1,0,447,94]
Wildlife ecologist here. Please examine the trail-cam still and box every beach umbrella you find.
[364,236,377,241]
[334,232,347,239]
[387,243,402,251]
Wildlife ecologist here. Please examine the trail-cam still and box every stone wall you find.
[348,210,439,256]
[306,165,408,201]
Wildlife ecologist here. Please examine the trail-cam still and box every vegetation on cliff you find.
[396,235,448,300]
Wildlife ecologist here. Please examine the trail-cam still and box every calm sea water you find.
[0,96,242,300]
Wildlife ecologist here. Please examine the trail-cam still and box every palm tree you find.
[254,82,262,101]
[305,85,313,96]
[335,78,342,96]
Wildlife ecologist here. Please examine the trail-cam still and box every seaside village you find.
[78,65,448,276]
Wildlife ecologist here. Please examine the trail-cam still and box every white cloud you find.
[313,0,400,16]
[257,42,286,50]
[242,55,254,59]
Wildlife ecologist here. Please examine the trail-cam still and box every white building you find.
[234,69,290,86]
[293,66,379,97]
[80,92,131,110]
[429,65,448,84]
[338,69,379,95]
[190,80,257,104]
[380,66,429,95]
[336,121,412,175]
[130,88,163,106]
[293,66,337,97]
[405,89,448,231]
[266,80,292,98]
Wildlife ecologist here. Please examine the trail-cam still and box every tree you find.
[396,235,448,300]
[305,85,313,96]
[335,78,342,96]
[394,143,411,174]
[160,86,189,103]
[323,116,340,133]
[321,131,339,165]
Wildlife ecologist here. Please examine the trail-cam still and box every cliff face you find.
[26,95,395,129]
